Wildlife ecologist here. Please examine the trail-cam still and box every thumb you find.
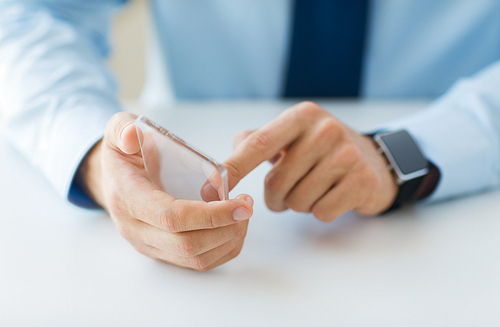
[105,112,140,154]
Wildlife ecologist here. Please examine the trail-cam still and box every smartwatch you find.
[372,130,429,210]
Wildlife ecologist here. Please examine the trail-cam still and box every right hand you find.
[77,112,254,271]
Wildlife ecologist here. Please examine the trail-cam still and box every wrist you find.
[369,130,440,211]
[75,140,106,209]
[355,135,399,215]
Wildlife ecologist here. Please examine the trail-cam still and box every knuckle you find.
[265,199,287,212]
[116,224,135,242]
[190,256,212,272]
[264,170,284,194]
[339,143,363,164]
[202,203,219,229]
[294,101,323,118]
[312,205,333,222]
[315,118,344,142]
[247,130,272,150]
[206,211,216,229]
[285,196,310,213]
[324,154,340,171]
[162,206,180,233]
[360,164,378,185]
[133,245,150,257]
[264,189,289,212]
[224,160,243,184]
[229,244,243,260]
[360,195,378,211]
[176,239,198,257]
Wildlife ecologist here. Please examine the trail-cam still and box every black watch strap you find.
[386,174,426,212]
[365,131,430,213]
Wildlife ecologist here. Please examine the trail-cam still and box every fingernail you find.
[201,183,219,201]
[233,207,251,221]
[118,124,133,149]
[244,196,254,206]
[120,124,131,140]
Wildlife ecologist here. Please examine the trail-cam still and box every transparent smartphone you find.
[134,116,228,201]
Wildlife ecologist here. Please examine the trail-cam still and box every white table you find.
[1,100,499,326]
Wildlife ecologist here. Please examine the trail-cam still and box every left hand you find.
[223,101,398,221]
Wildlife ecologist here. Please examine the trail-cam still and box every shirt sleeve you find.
[380,60,500,203]
[0,0,125,206]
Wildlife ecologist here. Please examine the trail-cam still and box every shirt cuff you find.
[67,137,103,209]
[36,102,121,208]
[375,91,500,202]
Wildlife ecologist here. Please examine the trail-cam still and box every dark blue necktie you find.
[284,0,369,97]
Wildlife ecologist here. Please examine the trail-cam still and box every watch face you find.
[378,130,428,177]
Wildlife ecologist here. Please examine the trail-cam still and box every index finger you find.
[223,105,307,190]
[125,177,254,232]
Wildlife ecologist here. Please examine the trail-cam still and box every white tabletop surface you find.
[1,100,499,326]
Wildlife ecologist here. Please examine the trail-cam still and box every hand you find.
[77,112,254,271]
[224,101,398,222]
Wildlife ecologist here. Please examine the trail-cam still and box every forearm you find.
[0,1,123,203]
[379,61,500,202]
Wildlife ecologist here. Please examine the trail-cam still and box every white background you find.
[1,100,499,326]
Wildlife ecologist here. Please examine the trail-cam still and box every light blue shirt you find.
[1,0,500,206]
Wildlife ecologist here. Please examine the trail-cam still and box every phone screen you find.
[134,116,228,201]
